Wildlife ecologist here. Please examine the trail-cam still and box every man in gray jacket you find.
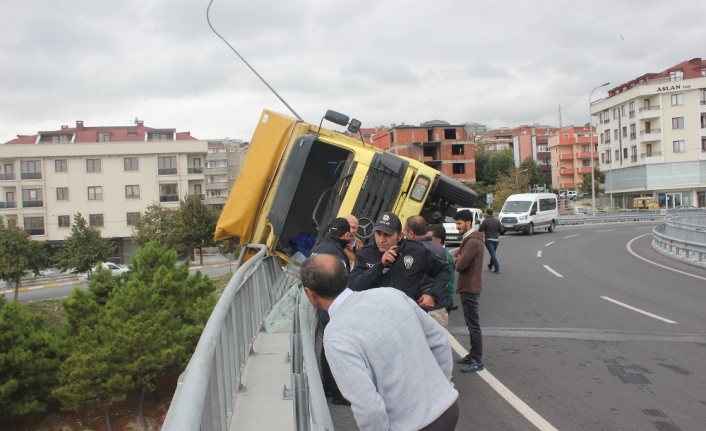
[478,208,504,274]
[302,254,459,431]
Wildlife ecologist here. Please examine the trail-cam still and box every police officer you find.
[349,212,449,309]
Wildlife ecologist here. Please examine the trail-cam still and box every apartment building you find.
[590,58,706,209]
[203,139,249,209]
[511,125,559,173]
[0,120,207,262]
[548,126,599,190]
[371,120,476,182]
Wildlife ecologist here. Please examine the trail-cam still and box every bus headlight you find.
[410,176,430,202]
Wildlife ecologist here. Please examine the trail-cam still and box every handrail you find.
[163,244,278,431]
[652,224,706,262]
[294,289,335,431]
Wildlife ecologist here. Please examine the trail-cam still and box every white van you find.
[498,193,558,235]
[443,208,484,246]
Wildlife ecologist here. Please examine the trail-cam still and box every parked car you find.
[443,208,484,247]
[92,262,130,277]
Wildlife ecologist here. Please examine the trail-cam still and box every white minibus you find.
[498,193,558,235]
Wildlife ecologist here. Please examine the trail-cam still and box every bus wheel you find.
[526,223,534,235]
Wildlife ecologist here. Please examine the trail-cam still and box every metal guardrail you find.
[557,211,665,225]
[652,224,706,262]
[291,289,335,431]
[163,244,294,431]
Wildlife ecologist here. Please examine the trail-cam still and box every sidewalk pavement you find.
[1,253,236,295]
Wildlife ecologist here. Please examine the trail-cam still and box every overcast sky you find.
[1,0,704,143]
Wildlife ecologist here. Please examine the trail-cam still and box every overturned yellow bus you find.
[215,110,477,262]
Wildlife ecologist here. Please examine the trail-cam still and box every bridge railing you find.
[557,211,664,225]
[652,214,706,262]
[163,244,295,431]
[291,288,335,431]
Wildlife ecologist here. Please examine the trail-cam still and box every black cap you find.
[373,212,401,235]
[328,217,351,235]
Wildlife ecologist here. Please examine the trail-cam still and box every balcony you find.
[638,106,660,119]
[559,154,574,160]
[159,194,179,202]
[0,173,16,181]
[576,151,598,159]
[630,155,638,162]
[605,138,611,144]
[25,228,45,236]
[700,101,706,113]
[640,152,664,164]
[560,168,576,175]
[639,129,662,142]
[0,201,17,209]
[158,168,177,175]
[576,167,592,174]
[188,167,204,174]
[21,172,42,180]
[23,200,43,208]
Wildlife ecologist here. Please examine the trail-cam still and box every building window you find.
[614,129,618,140]
[209,189,222,197]
[230,149,235,152]
[452,163,465,174]
[563,134,569,139]
[89,214,104,227]
[623,148,628,159]
[598,113,604,123]
[615,149,620,161]
[601,153,605,164]
[24,217,44,235]
[22,189,43,207]
[126,212,141,226]
[452,144,464,155]
[582,160,590,167]
[629,101,635,117]
[128,131,137,137]
[58,215,70,228]
[702,67,706,77]
[88,186,103,200]
[646,144,652,157]
[86,159,101,172]
[158,156,177,175]
[630,124,636,140]
[160,183,178,202]
[669,70,683,81]
[229,161,235,165]
[56,187,69,200]
[124,157,138,171]
[621,105,626,116]
[622,126,627,137]
[125,185,140,199]
[55,159,67,172]
[98,133,111,142]
[671,93,684,106]
[702,138,706,152]
[444,129,457,140]
[389,131,394,144]
[613,108,619,119]
[20,160,42,179]
[672,117,685,129]
[673,140,686,153]
[148,133,169,141]
[631,146,637,162]
[582,145,589,152]
[230,175,235,180]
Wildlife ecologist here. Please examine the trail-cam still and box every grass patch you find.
[213,274,232,300]
[24,299,67,332]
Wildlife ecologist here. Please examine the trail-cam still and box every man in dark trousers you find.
[478,208,504,274]
[427,224,456,317]
[453,209,486,373]
[309,217,352,405]
[349,212,449,310]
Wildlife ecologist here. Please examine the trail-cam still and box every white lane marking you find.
[596,229,615,233]
[543,265,564,278]
[447,331,559,431]
[627,235,706,282]
[634,226,655,230]
[544,241,555,247]
[564,234,580,238]
[600,296,677,324]
[537,250,542,258]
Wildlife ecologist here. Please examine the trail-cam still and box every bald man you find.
[344,214,363,269]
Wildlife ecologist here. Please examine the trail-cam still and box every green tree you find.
[55,213,114,277]
[0,296,60,420]
[0,217,47,301]
[481,149,515,185]
[131,203,176,248]
[492,166,531,212]
[519,156,550,190]
[579,168,606,198]
[172,194,219,265]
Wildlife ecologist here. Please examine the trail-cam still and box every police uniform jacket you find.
[348,238,449,303]
[310,234,351,272]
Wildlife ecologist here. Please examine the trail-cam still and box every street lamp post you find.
[589,82,610,217]
[515,168,528,192]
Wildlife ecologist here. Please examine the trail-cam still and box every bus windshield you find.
[502,201,532,213]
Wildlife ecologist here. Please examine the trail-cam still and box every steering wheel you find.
[357,217,375,239]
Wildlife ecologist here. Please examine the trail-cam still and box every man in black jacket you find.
[478,208,504,274]
[309,217,352,405]
[349,212,449,309]
[310,217,352,272]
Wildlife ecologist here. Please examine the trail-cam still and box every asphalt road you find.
[331,222,706,431]
[7,262,237,303]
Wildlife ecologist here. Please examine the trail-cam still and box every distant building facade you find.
[590,58,706,208]
[0,120,207,262]
[372,120,476,183]
[548,126,599,190]
[204,139,249,209]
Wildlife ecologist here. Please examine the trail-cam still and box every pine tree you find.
[0,296,60,420]
[0,216,47,301]
[54,213,114,277]
[172,194,219,265]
